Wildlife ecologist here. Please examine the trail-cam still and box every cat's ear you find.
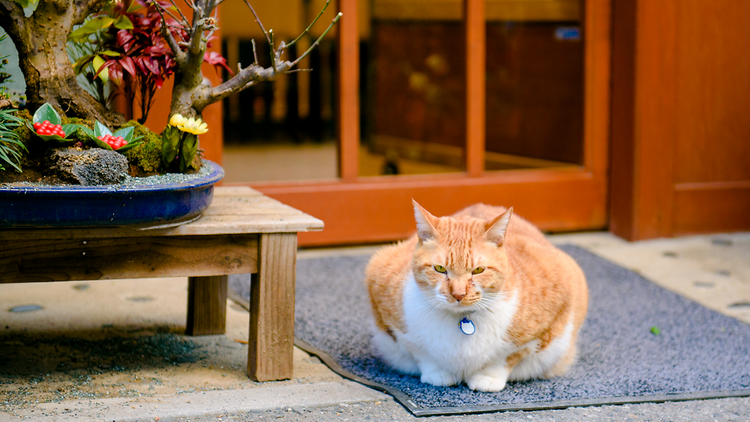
[485,207,513,246]
[412,199,439,242]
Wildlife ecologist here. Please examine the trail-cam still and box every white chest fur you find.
[399,272,520,381]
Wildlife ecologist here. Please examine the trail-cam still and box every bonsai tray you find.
[0,186,324,382]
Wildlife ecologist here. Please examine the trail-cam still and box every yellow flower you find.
[180,117,209,135]
[169,114,187,127]
[169,114,208,135]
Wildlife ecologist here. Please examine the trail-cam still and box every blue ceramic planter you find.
[0,160,224,228]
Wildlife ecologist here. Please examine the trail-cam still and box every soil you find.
[0,154,69,185]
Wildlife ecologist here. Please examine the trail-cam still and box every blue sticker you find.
[555,27,581,41]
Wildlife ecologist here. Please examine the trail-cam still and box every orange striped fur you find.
[364,201,588,392]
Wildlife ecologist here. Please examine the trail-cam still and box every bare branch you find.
[72,0,109,25]
[167,0,192,28]
[187,17,206,56]
[162,4,191,30]
[290,12,342,67]
[286,0,331,49]
[242,0,272,47]
[182,0,199,14]
[269,29,276,69]
[207,61,292,105]
[251,39,259,64]
[151,1,187,65]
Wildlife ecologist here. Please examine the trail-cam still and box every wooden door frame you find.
[228,0,612,247]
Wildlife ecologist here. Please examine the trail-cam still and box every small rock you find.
[47,147,128,185]
[712,238,733,246]
[9,304,43,313]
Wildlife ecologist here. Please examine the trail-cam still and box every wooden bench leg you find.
[186,275,228,335]
[248,233,297,381]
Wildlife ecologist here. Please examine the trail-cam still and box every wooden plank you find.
[338,0,359,182]
[186,275,228,336]
[465,0,485,177]
[583,0,611,177]
[0,235,259,283]
[672,183,750,236]
[608,0,638,240]
[248,233,297,381]
[256,169,607,246]
[633,0,676,239]
[212,186,265,197]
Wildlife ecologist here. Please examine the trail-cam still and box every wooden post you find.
[248,233,297,381]
[337,0,360,182]
[186,275,228,335]
[465,0,486,177]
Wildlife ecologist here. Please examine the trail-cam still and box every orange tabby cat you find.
[365,201,588,392]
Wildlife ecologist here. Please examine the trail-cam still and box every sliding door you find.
[220,0,611,246]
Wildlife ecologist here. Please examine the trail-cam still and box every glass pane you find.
[485,0,584,171]
[361,0,466,177]
[220,0,339,183]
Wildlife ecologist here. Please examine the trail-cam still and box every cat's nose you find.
[452,293,465,301]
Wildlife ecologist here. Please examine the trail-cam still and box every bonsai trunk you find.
[0,0,123,126]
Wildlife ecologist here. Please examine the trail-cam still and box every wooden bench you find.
[0,186,324,381]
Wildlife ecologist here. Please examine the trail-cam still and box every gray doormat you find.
[229,245,750,416]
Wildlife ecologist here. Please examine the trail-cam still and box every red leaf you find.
[117,29,134,52]
[135,56,149,74]
[155,76,164,89]
[204,51,234,75]
[109,65,124,87]
[119,56,137,76]
[145,57,160,74]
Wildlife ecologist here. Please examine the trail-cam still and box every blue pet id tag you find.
[459,317,475,335]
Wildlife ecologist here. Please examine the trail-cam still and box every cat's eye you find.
[472,267,485,275]
[434,265,447,274]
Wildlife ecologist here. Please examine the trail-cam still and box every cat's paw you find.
[420,370,457,387]
[467,374,508,392]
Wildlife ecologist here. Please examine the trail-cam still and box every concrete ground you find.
[1,231,749,421]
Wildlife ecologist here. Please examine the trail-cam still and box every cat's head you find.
[411,200,512,313]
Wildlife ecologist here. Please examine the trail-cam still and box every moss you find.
[13,108,33,144]
[120,120,163,175]
[59,115,95,142]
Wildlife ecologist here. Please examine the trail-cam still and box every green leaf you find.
[72,55,95,75]
[113,126,134,143]
[92,55,109,84]
[161,126,181,169]
[650,326,661,336]
[113,15,134,30]
[37,133,74,143]
[79,126,95,138]
[125,1,144,13]
[179,133,199,172]
[114,140,143,153]
[83,16,115,31]
[32,103,61,125]
[62,124,82,137]
[67,17,115,42]
[9,0,35,8]
[89,136,114,151]
[99,50,122,57]
[93,121,113,138]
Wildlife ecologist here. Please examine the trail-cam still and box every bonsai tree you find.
[0,0,340,126]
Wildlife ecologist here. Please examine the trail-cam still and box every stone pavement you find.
[1,232,748,421]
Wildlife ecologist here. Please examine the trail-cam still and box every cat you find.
[364,201,588,392]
